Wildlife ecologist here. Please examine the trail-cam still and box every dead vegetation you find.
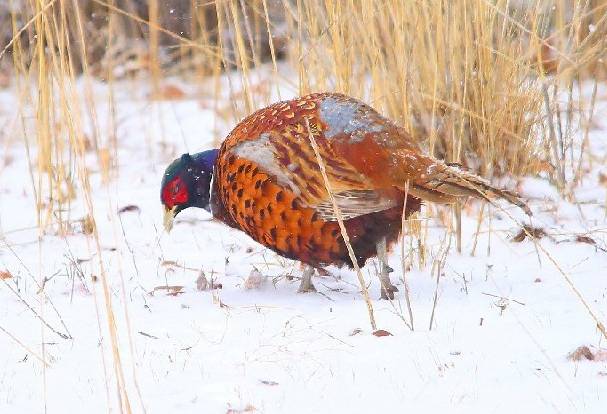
[568,345,607,362]
[1,0,605,230]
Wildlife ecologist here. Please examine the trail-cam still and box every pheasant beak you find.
[163,206,176,232]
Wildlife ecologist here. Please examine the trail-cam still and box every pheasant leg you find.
[297,265,317,293]
[377,237,398,300]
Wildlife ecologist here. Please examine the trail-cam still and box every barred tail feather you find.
[397,152,531,215]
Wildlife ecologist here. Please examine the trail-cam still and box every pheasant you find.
[161,93,529,298]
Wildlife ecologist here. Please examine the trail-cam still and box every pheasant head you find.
[161,149,218,231]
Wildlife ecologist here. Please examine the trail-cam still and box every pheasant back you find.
[211,95,418,266]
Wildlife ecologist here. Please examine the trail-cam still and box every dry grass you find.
[305,117,377,331]
[3,1,605,216]
[293,0,607,177]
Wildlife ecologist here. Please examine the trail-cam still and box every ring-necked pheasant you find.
[161,93,529,298]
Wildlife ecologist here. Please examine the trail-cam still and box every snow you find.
[1,77,607,414]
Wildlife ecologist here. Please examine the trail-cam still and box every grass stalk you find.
[400,181,415,331]
[305,118,377,332]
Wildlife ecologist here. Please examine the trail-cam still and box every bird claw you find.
[316,267,331,277]
[380,283,399,300]
[297,283,317,293]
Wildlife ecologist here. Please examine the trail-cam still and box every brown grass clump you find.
[288,0,606,178]
[2,1,606,214]
[568,345,607,362]
[0,269,13,280]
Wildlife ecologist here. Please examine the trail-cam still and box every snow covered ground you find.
[1,78,607,413]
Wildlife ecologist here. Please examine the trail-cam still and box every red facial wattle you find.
[162,176,189,209]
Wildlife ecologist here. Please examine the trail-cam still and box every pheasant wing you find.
[220,95,400,221]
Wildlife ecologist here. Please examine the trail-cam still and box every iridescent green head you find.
[160,150,219,231]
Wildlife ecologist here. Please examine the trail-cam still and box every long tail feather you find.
[429,163,530,214]
[396,151,531,215]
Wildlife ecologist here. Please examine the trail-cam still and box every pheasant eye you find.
[162,176,189,208]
